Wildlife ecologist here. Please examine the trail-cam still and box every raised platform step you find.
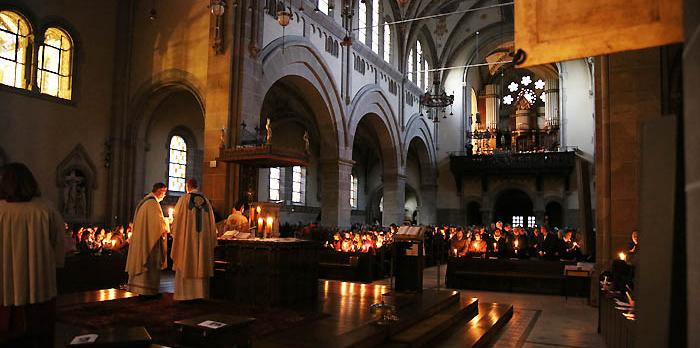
[431,302,514,348]
[387,295,480,348]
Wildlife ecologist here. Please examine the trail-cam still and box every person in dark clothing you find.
[559,230,582,260]
[541,226,560,260]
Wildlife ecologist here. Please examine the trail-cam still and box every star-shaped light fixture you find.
[503,95,514,105]
[521,75,532,86]
[534,79,545,90]
[508,82,519,92]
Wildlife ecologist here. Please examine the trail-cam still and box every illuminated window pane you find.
[168,135,187,193]
[512,216,524,228]
[318,0,330,15]
[0,11,30,89]
[417,41,423,88]
[269,167,281,201]
[37,27,73,99]
[358,1,367,45]
[292,166,305,204]
[528,216,536,228]
[350,175,358,209]
[371,0,379,54]
[407,49,414,83]
[383,21,391,62]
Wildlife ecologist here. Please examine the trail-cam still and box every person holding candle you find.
[450,229,469,257]
[125,182,169,298]
[468,232,487,256]
[0,163,65,347]
[170,178,218,301]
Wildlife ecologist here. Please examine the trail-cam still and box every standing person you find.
[125,183,169,297]
[170,179,217,301]
[0,163,65,347]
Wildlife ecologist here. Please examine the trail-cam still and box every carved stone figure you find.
[303,131,310,153]
[265,118,272,145]
[63,170,87,218]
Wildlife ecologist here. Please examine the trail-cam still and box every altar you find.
[211,238,320,308]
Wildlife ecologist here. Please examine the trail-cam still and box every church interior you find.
[0,0,697,347]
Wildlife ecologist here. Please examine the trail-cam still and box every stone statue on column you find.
[303,131,310,154]
[265,118,272,145]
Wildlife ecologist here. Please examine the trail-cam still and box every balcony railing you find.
[449,150,577,176]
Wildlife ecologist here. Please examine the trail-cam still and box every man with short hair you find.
[125,183,169,297]
[170,178,217,301]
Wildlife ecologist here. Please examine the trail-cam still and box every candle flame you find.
[514,240,519,248]
[256,206,261,214]
[619,252,626,261]
[266,216,273,225]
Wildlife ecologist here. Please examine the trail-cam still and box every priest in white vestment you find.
[125,183,169,296]
[0,163,65,346]
[170,179,217,301]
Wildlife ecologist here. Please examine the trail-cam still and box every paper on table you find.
[70,334,99,345]
[198,320,227,329]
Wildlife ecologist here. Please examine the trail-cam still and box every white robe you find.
[170,190,217,300]
[0,198,65,306]
[125,193,168,295]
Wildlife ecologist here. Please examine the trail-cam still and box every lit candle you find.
[453,248,457,256]
[619,252,626,261]
[514,240,519,248]
[493,242,497,251]
[257,217,263,236]
[168,208,174,222]
[266,216,274,237]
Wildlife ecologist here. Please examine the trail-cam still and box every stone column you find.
[320,158,353,228]
[420,183,438,225]
[545,78,559,129]
[382,171,406,226]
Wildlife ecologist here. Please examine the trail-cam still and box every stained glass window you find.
[168,136,187,192]
[417,41,424,88]
[37,27,73,99]
[269,167,281,201]
[350,175,358,209]
[0,11,30,89]
[292,166,306,204]
[407,49,414,83]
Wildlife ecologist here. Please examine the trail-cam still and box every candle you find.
[493,242,497,251]
[257,217,263,236]
[453,248,457,256]
[266,216,274,237]
[514,240,519,248]
[168,208,174,223]
[619,252,626,261]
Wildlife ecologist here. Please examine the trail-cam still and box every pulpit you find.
[393,226,426,292]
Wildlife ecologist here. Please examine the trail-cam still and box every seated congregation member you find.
[468,232,487,256]
[560,230,582,260]
[0,163,65,347]
[450,229,469,257]
[528,226,543,256]
[627,230,639,262]
[540,226,560,260]
[492,229,508,257]
[513,227,529,258]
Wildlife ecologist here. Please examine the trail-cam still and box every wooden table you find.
[211,238,320,308]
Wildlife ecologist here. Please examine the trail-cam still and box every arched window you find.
[423,58,429,88]
[407,49,414,83]
[318,0,330,15]
[416,41,424,89]
[37,27,73,99]
[0,11,31,89]
[269,167,281,201]
[292,166,306,204]
[350,174,358,209]
[358,0,367,45]
[168,135,187,192]
[371,0,379,54]
[383,21,391,63]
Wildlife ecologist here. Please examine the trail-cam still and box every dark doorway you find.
[493,189,534,225]
[466,202,482,226]
[545,201,564,228]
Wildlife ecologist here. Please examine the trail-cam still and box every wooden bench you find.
[446,257,574,295]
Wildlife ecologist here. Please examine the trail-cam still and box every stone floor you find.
[374,265,606,348]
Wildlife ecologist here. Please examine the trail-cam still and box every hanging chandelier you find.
[419,72,454,122]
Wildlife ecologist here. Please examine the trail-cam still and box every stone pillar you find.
[485,84,499,130]
[320,158,353,228]
[382,172,406,226]
[420,183,438,225]
[545,78,559,129]
[534,210,545,228]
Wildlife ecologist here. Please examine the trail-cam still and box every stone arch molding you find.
[56,144,97,223]
[347,85,402,174]
[261,36,347,159]
[403,113,438,184]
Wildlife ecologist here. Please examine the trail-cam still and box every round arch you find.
[492,188,534,225]
[261,36,347,159]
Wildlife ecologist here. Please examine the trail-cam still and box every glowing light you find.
[503,95,514,105]
[540,92,546,103]
[534,79,545,89]
[508,82,519,92]
[521,75,532,86]
[619,252,626,261]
